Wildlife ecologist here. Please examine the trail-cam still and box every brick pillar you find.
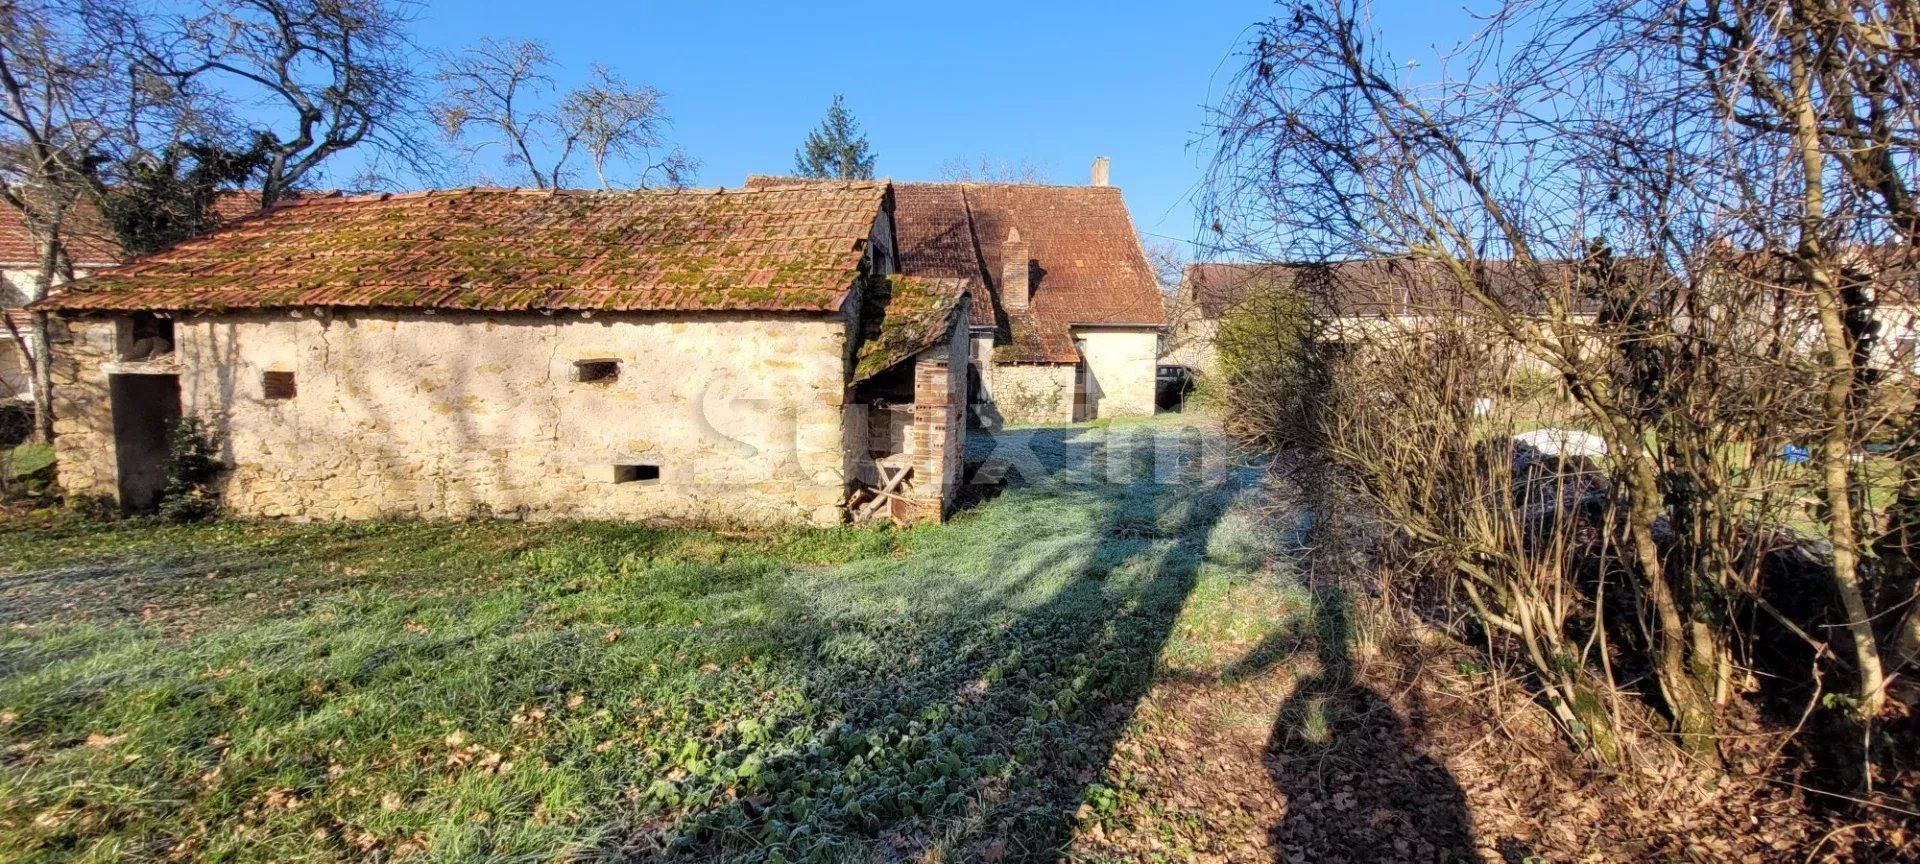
[904,357,953,522]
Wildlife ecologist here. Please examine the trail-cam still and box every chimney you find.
[1090,156,1110,187]
[1001,227,1031,312]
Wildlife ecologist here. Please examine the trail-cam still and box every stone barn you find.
[33,183,971,526]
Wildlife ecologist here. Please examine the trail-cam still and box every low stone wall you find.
[55,309,852,526]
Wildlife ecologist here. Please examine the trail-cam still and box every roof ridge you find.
[268,182,897,209]
[897,180,1123,192]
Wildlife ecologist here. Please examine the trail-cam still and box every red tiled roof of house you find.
[0,190,287,269]
[888,183,994,328]
[893,183,1164,364]
[0,198,123,268]
[36,184,889,314]
[1184,257,1621,320]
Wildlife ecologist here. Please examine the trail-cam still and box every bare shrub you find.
[1202,0,1920,778]
[1318,310,1635,759]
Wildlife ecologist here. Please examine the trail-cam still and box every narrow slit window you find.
[613,464,660,484]
[262,371,296,401]
[575,359,621,384]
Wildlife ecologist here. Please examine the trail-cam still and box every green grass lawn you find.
[0,419,1301,863]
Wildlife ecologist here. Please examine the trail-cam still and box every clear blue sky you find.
[366,0,1484,256]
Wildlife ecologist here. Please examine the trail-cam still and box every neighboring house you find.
[1174,258,1617,375]
[1876,301,1920,375]
[1174,259,1461,377]
[33,183,973,526]
[1,311,34,399]
[1,193,274,399]
[761,165,1167,425]
[1179,251,1920,379]
[0,199,124,306]
[1714,245,1920,377]
[1,201,121,400]
[1168,262,1278,378]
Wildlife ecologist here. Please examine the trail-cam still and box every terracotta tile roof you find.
[0,190,284,269]
[854,275,970,380]
[0,197,123,268]
[888,184,995,328]
[894,183,1164,364]
[35,184,889,314]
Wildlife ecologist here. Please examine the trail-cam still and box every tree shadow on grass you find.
[1229,583,1477,864]
[630,422,1246,863]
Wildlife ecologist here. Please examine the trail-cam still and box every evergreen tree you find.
[101,140,270,257]
[793,95,876,180]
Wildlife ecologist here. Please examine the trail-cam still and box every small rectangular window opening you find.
[262,370,296,400]
[575,359,620,384]
[613,464,660,484]
[119,312,174,360]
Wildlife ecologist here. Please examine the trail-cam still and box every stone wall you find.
[1166,317,1221,378]
[1075,327,1159,419]
[989,363,1077,425]
[55,309,852,526]
[48,317,117,498]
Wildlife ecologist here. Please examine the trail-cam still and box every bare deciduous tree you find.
[5,0,412,444]
[936,156,1052,184]
[1639,0,1920,722]
[1205,0,1920,772]
[0,0,97,441]
[435,38,557,188]
[435,39,693,190]
[0,0,198,441]
[560,65,693,190]
[157,0,429,205]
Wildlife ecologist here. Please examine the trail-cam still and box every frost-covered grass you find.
[0,417,1302,863]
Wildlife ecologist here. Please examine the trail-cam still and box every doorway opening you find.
[110,373,182,513]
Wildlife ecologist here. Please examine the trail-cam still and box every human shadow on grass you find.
[1228,582,1476,864]
[629,423,1243,863]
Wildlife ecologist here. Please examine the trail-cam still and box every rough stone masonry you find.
[54,309,853,526]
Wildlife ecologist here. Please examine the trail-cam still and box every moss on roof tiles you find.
[35,184,888,314]
[854,275,969,381]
